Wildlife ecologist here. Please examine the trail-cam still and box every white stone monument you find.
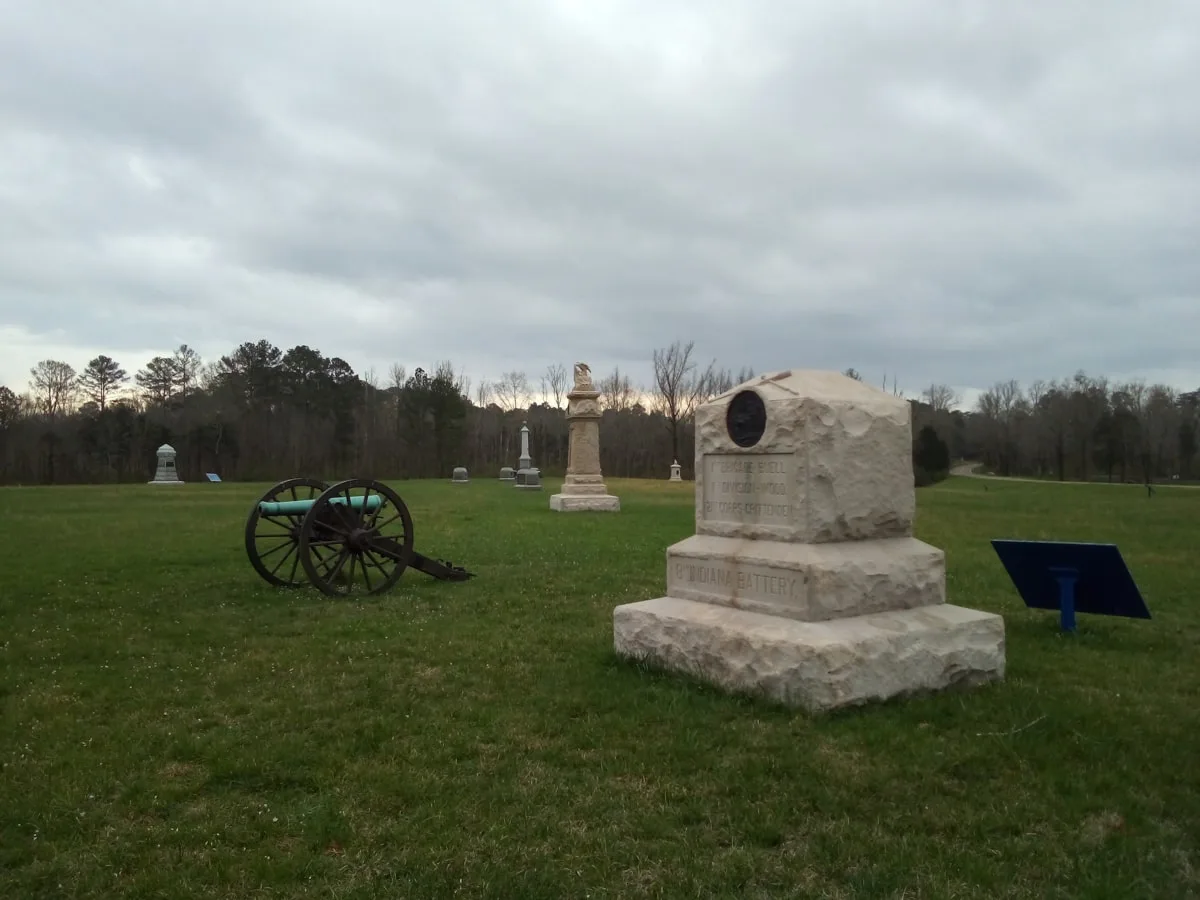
[451,466,469,484]
[499,466,515,481]
[514,423,542,491]
[550,363,620,512]
[612,369,1005,714]
[669,460,683,482]
[147,443,184,485]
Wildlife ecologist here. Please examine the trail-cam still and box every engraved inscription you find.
[701,453,794,526]
[670,558,804,607]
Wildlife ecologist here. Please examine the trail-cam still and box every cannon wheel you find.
[244,477,330,587]
[297,478,416,597]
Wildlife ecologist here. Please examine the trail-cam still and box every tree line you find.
[0,341,1195,486]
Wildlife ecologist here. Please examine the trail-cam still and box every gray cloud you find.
[2,0,1199,404]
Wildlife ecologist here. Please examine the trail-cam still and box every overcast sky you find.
[2,1,1198,410]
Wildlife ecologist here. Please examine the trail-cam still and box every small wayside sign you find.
[205,473,222,483]
[991,539,1151,633]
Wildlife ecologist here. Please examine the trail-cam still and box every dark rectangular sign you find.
[991,539,1150,632]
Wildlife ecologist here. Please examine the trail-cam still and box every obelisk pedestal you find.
[550,362,620,512]
[514,423,542,490]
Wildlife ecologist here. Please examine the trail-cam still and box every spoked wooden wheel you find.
[298,478,416,597]
[244,477,329,587]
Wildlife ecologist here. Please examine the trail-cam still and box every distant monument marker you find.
[514,423,542,490]
[550,362,620,512]
[148,444,184,485]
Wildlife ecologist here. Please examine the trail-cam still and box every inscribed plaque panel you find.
[701,453,795,527]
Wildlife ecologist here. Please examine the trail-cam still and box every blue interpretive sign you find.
[205,473,222,483]
[991,539,1151,633]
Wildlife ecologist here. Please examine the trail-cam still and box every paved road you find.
[949,463,1197,489]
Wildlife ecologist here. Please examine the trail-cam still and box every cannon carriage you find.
[244,477,473,596]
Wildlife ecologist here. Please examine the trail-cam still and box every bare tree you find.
[1144,384,1178,479]
[493,370,529,410]
[652,340,716,463]
[475,379,493,408]
[77,355,128,412]
[923,383,960,413]
[29,360,78,416]
[432,360,470,399]
[388,363,407,392]
[0,385,21,429]
[544,363,568,409]
[598,366,637,411]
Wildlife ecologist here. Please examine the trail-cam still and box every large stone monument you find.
[550,363,620,512]
[514,423,542,491]
[147,443,184,485]
[612,369,1005,713]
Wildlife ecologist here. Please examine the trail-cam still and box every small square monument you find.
[451,466,469,484]
[612,369,1005,713]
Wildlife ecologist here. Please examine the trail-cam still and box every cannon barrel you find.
[258,494,383,517]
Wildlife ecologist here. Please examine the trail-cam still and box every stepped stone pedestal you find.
[550,362,620,512]
[612,369,1005,713]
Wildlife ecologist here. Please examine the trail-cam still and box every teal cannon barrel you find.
[258,494,382,517]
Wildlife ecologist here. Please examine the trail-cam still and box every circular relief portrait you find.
[725,389,766,448]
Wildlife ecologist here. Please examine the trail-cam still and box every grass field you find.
[2,475,1198,899]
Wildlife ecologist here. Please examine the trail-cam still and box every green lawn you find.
[1,475,1197,899]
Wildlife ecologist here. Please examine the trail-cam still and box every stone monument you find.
[147,443,184,485]
[499,466,515,481]
[514,423,542,491]
[612,369,1005,714]
[669,460,682,482]
[517,423,532,471]
[550,363,620,512]
[451,466,469,484]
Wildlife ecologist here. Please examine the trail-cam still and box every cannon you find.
[244,476,474,596]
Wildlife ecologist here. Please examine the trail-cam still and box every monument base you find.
[612,597,1004,714]
[514,467,542,490]
[147,480,185,485]
[550,493,621,512]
